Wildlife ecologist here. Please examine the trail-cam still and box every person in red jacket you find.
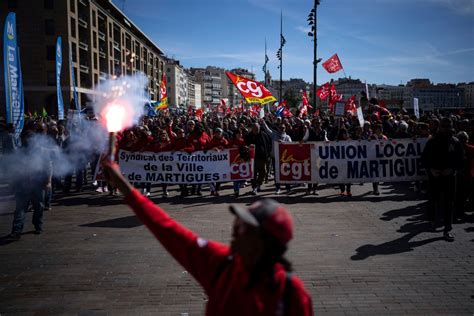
[102,161,314,315]
[186,121,210,196]
[146,131,173,198]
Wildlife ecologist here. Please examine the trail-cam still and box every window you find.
[46,45,55,61]
[45,19,55,35]
[70,17,76,38]
[47,72,55,86]
[93,31,97,49]
[71,43,77,62]
[44,0,54,9]
[69,0,75,12]
[92,11,96,27]
[167,68,170,72]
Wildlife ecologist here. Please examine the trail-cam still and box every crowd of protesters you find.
[1,96,473,241]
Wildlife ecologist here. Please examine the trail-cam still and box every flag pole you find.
[279,10,283,102]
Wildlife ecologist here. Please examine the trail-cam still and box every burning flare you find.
[104,102,126,133]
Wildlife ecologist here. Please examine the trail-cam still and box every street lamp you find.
[307,1,321,111]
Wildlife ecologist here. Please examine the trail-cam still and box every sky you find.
[113,0,474,85]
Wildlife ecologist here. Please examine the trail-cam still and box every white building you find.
[165,58,188,108]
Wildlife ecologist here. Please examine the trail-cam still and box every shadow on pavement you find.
[351,219,444,261]
[80,215,142,228]
[380,202,428,221]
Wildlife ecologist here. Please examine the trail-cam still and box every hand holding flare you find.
[104,102,126,162]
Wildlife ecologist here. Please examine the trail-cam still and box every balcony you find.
[78,41,88,51]
[98,31,105,41]
[99,72,107,80]
[113,42,120,51]
[79,65,89,73]
[78,17,88,28]
[78,0,87,6]
[113,59,120,65]
[98,51,106,59]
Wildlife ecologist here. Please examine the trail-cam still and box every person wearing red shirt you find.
[230,129,248,197]
[186,121,210,196]
[146,131,173,198]
[102,161,314,315]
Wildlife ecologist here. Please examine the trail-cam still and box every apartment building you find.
[0,0,166,117]
[190,66,229,109]
[165,58,188,107]
[187,73,201,109]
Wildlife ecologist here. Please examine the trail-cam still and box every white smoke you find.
[93,73,148,130]
[0,74,149,190]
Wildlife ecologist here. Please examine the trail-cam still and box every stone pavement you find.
[0,182,473,315]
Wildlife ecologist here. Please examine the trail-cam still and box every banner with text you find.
[118,147,254,184]
[275,139,428,184]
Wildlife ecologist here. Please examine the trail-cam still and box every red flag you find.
[322,53,343,74]
[344,95,357,115]
[283,108,293,117]
[195,108,203,121]
[379,99,386,108]
[226,72,276,105]
[302,90,312,108]
[249,105,260,117]
[328,84,343,111]
[299,104,308,118]
[316,82,331,101]
[187,105,194,116]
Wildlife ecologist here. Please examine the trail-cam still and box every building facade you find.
[165,58,188,108]
[190,66,229,109]
[0,0,166,117]
[458,82,474,109]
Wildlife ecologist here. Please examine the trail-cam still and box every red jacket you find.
[125,189,313,316]
[206,136,229,150]
[172,137,195,153]
[188,132,210,151]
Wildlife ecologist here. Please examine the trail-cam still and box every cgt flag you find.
[344,95,357,115]
[226,72,276,105]
[3,12,24,141]
[316,82,331,101]
[157,73,168,110]
[322,53,343,74]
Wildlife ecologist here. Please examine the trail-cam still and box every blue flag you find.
[3,12,24,141]
[56,36,64,120]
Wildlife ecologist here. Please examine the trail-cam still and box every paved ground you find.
[0,181,473,315]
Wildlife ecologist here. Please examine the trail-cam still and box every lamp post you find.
[277,10,286,102]
[307,1,321,110]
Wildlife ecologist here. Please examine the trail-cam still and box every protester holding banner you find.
[101,160,313,315]
[246,122,271,195]
[421,118,465,242]
[207,127,229,196]
[370,123,388,195]
[186,121,210,196]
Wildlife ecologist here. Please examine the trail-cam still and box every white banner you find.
[118,147,254,184]
[275,139,428,184]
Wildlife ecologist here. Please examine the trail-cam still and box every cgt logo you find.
[279,145,311,181]
[229,148,254,180]
[7,22,14,40]
[236,78,263,98]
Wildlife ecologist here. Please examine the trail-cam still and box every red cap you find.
[230,199,293,245]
